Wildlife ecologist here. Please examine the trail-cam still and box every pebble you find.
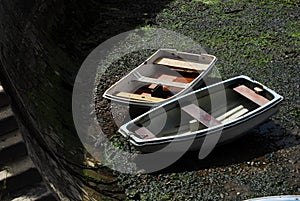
[87,160,95,168]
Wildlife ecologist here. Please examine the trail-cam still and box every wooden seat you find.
[154,58,209,71]
[216,105,244,122]
[221,108,249,123]
[148,74,177,90]
[183,104,250,129]
[148,74,194,93]
[135,127,156,139]
[233,85,269,106]
[133,72,188,88]
[170,67,199,74]
[181,104,221,128]
[174,77,195,83]
[116,92,164,102]
[216,105,249,123]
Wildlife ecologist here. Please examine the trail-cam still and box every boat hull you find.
[119,75,283,153]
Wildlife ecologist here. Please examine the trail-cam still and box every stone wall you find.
[0,0,171,199]
[0,1,103,200]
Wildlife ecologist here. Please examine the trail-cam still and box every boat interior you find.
[105,50,215,102]
[126,78,275,139]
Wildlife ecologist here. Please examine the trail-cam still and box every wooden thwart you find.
[182,104,221,128]
[220,108,249,123]
[140,92,152,97]
[116,92,164,102]
[174,77,195,83]
[215,105,249,123]
[170,67,199,74]
[148,74,194,92]
[155,58,209,71]
[148,74,177,90]
[134,73,188,88]
[135,127,156,139]
[216,105,244,122]
[233,85,269,106]
[222,108,249,123]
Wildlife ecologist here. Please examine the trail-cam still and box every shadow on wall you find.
[0,0,172,200]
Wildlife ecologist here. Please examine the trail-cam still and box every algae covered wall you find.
[0,0,119,200]
[0,0,83,165]
[0,0,88,199]
[0,0,173,199]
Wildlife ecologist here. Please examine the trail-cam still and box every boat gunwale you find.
[118,75,283,145]
[244,195,300,201]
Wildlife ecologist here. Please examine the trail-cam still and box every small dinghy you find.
[103,49,217,108]
[119,76,283,152]
[244,195,300,201]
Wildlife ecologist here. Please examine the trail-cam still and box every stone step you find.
[0,87,17,135]
[0,85,58,200]
[2,182,58,201]
[0,85,10,107]
[0,156,42,196]
[0,130,28,164]
[34,192,59,201]
[0,116,18,137]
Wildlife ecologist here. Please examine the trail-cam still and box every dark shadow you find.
[52,0,174,64]
[153,120,300,174]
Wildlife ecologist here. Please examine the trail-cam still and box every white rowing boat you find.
[119,76,283,152]
[103,49,217,108]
